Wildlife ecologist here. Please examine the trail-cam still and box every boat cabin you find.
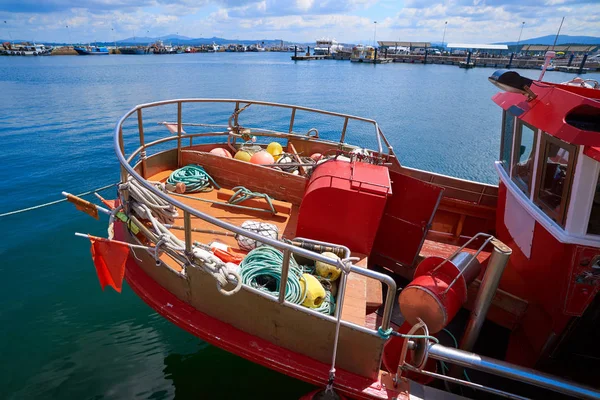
[490,70,600,366]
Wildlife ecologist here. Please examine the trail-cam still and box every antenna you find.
[539,17,565,81]
[552,16,564,50]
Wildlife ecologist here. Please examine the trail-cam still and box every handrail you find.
[114,98,398,332]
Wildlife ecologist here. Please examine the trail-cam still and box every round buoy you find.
[234,150,252,162]
[310,153,323,162]
[299,273,326,308]
[210,147,232,158]
[315,252,341,281]
[250,150,275,165]
[266,142,283,160]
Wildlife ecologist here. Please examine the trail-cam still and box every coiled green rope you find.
[167,165,220,193]
[239,246,306,304]
[239,246,337,315]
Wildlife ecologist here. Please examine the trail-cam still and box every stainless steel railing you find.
[114,99,398,335]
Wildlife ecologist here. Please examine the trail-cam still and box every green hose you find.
[167,165,220,193]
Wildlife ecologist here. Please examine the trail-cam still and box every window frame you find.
[533,133,577,226]
[499,110,515,174]
[511,120,538,195]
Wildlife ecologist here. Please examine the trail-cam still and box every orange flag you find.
[89,236,130,293]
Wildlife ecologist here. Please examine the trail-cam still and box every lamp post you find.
[441,21,448,52]
[373,21,377,47]
[66,25,72,46]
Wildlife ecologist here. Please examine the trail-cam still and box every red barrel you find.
[399,253,481,333]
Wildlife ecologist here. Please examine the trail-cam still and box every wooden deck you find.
[147,168,375,327]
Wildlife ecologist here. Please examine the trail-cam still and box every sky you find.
[0,0,599,44]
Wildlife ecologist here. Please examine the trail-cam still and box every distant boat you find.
[314,38,343,55]
[247,43,265,52]
[350,45,370,62]
[1,42,51,56]
[74,45,109,55]
[149,40,180,54]
[118,46,148,55]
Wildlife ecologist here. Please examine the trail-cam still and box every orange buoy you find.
[250,150,275,165]
[210,148,232,158]
[310,153,323,162]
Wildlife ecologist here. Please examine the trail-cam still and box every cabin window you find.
[500,111,515,172]
[512,121,537,195]
[533,134,576,226]
[588,173,600,235]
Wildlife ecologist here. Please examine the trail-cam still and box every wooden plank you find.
[341,253,368,327]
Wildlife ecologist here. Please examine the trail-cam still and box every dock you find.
[291,54,328,61]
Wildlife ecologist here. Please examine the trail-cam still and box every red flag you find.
[89,236,130,293]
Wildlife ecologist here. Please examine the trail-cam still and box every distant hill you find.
[115,35,293,47]
[499,34,600,46]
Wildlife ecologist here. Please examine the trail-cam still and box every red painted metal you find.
[371,171,444,269]
[115,222,404,400]
[296,160,391,255]
[492,84,600,147]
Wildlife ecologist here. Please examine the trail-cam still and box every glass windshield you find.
[513,123,536,194]
[537,139,572,223]
[501,112,514,171]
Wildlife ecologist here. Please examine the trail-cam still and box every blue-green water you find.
[1,52,597,399]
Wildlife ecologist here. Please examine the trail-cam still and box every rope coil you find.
[167,165,221,193]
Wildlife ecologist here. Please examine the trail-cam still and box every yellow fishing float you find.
[315,252,341,281]
[299,273,326,308]
[234,150,252,162]
[266,142,283,160]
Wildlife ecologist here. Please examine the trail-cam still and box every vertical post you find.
[306,46,310,56]
[137,109,147,178]
[459,239,511,352]
[578,54,588,75]
[384,48,388,59]
[508,52,514,69]
[289,108,296,133]
[466,51,472,65]
[424,48,428,64]
[340,117,349,143]
[374,47,378,62]
[568,53,574,67]
[184,211,192,254]
[294,45,297,58]
[118,125,129,211]
[177,101,182,168]
[278,249,291,303]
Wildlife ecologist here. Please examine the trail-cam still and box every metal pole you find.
[441,21,448,50]
[373,21,377,47]
[278,249,291,303]
[466,51,471,65]
[460,238,511,352]
[427,343,600,400]
[137,109,147,178]
[184,211,192,254]
[508,52,514,69]
[177,101,182,167]
[374,47,378,62]
[294,45,297,58]
[578,53,588,75]
[568,53,574,67]
[516,21,525,48]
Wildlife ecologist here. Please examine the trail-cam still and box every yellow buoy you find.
[234,150,252,162]
[299,273,326,308]
[266,142,283,160]
[315,252,341,281]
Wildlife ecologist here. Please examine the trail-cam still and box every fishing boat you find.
[148,40,180,54]
[118,46,148,55]
[69,69,600,399]
[1,42,51,56]
[73,45,109,55]
[351,45,372,62]
[247,43,266,52]
[314,38,343,55]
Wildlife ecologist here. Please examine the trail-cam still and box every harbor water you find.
[1,52,598,399]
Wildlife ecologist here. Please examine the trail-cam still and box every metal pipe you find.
[459,238,512,352]
[427,343,600,399]
[177,101,182,168]
[340,117,349,143]
[403,364,530,400]
[278,249,291,303]
[289,108,295,133]
[137,109,147,178]
[578,54,588,75]
[184,211,192,254]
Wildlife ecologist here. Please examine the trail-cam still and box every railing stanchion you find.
[341,117,349,143]
[177,102,182,168]
[137,108,147,178]
[184,211,192,254]
[278,249,291,303]
[289,108,296,133]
